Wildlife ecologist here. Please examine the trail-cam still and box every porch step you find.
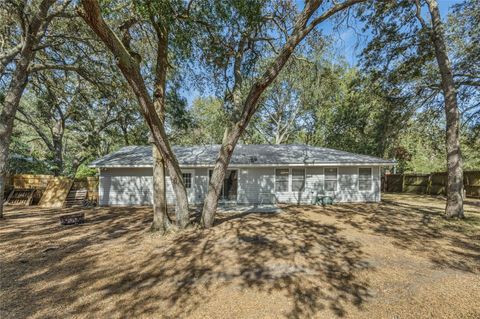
[64,189,87,208]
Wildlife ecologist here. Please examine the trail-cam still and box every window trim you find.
[324,167,338,192]
[291,168,306,192]
[358,167,373,192]
[181,169,194,190]
[181,172,192,189]
[274,168,290,193]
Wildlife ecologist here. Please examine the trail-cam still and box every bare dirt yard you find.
[1,194,479,319]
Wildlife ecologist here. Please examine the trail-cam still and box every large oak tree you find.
[359,0,473,218]
[0,0,73,218]
[197,0,366,227]
[79,0,192,231]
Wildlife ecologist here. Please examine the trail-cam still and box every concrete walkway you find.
[216,204,282,214]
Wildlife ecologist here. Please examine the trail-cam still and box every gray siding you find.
[273,167,322,204]
[98,165,382,206]
[265,166,380,204]
[237,167,275,204]
[193,168,209,203]
[99,168,153,206]
[335,167,380,202]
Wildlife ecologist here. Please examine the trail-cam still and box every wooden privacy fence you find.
[3,174,99,204]
[3,174,48,203]
[72,177,99,202]
[384,171,480,198]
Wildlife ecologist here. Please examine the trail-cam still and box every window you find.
[292,168,305,192]
[275,169,289,192]
[324,168,337,192]
[358,168,372,191]
[182,172,192,189]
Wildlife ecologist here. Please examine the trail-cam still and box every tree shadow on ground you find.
[4,194,478,318]
[295,194,480,274]
[0,205,371,319]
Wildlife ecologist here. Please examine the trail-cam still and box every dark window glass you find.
[182,173,192,189]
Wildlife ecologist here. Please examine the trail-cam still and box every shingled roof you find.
[90,144,395,168]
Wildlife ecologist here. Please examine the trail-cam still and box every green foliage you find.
[302,67,410,157]
[75,164,97,178]
[4,0,479,178]
[6,153,51,175]
[355,0,480,172]
[165,84,192,133]
[173,97,229,145]
[392,113,480,174]
[394,112,446,173]
[448,0,480,128]
[251,46,412,158]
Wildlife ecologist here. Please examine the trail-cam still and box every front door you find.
[209,169,238,202]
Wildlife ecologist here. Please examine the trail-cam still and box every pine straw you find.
[1,194,479,319]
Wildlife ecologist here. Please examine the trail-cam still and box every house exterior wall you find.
[98,167,153,206]
[99,167,204,206]
[237,167,275,204]
[192,168,208,203]
[98,165,382,206]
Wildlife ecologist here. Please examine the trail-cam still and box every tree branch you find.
[16,108,55,151]
[28,63,96,84]
[414,0,430,31]
[240,0,366,125]
[0,44,22,64]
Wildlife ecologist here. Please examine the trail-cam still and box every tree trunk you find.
[0,0,56,218]
[0,54,33,218]
[201,127,242,227]
[151,145,173,233]
[0,159,6,218]
[52,121,64,176]
[80,0,363,228]
[79,0,190,228]
[151,20,190,229]
[1,71,32,218]
[426,0,464,218]
[167,160,190,228]
[201,52,301,228]
[201,0,362,227]
[52,145,63,176]
[70,157,84,178]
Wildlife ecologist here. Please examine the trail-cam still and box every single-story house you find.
[89,144,395,206]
